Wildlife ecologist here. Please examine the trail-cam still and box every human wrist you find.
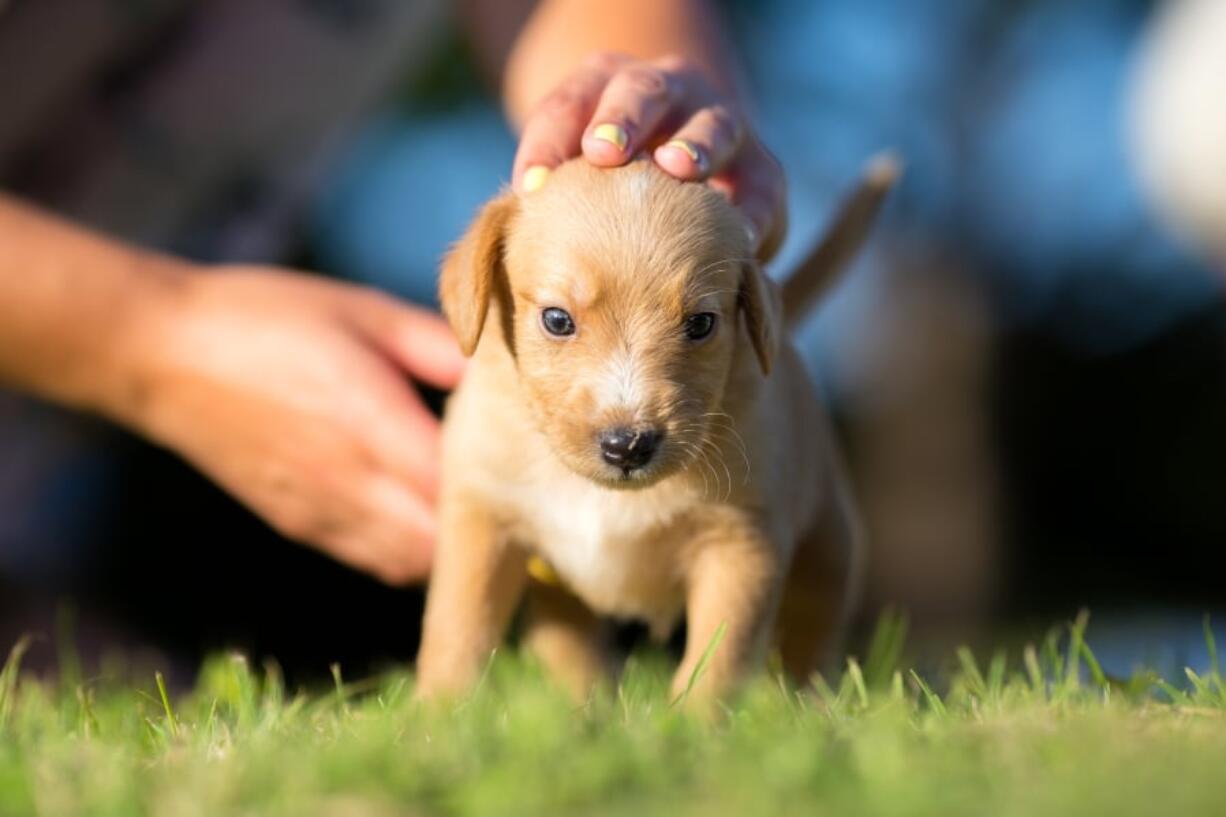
[90,249,197,434]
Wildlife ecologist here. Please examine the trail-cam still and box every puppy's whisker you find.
[713,437,734,502]
[680,420,730,502]
[672,433,714,498]
[699,444,724,502]
[701,412,751,484]
[706,427,750,488]
[682,430,723,501]
[687,444,716,500]
[676,439,711,498]
[699,434,732,503]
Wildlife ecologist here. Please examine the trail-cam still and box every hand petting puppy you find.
[512,52,787,262]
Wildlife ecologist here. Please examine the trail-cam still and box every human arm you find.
[0,194,461,583]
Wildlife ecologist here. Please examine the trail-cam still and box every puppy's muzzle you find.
[598,427,661,472]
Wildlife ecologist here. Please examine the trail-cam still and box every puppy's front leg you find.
[416,497,526,699]
[671,528,781,705]
[523,581,609,701]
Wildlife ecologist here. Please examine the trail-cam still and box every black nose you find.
[599,427,661,470]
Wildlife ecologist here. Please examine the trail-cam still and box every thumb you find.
[346,291,467,389]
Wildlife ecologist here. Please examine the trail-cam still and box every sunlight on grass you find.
[3,613,1226,816]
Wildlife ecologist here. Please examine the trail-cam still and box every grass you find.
[3,612,1226,816]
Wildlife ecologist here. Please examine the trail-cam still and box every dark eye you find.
[683,312,717,341]
[541,307,576,337]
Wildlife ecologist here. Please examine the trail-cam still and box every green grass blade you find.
[986,650,1007,700]
[1065,610,1092,692]
[1156,678,1191,705]
[890,670,905,702]
[671,622,727,708]
[1078,640,1108,691]
[956,647,987,698]
[1204,615,1220,681]
[862,608,909,689]
[846,658,869,710]
[155,671,179,738]
[0,636,32,730]
[1023,644,1045,696]
[909,669,946,717]
[330,662,347,710]
[75,685,100,738]
[55,604,81,695]
[1042,626,1065,687]
[810,672,842,715]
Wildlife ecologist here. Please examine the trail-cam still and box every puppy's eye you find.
[541,307,576,337]
[683,312,717,341]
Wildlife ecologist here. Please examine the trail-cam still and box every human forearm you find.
[0,194,187,421]
[491,0,741,129]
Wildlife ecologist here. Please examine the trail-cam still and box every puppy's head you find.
[440,159,778,488]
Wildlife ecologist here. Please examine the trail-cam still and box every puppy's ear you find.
[739,261,781,376]
[439,194,517,356]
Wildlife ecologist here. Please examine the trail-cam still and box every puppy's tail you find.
[779,152,902,328]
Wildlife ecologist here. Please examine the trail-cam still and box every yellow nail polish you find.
[664,138,703,166]
[592,122,629,151]
[522,165,551,192]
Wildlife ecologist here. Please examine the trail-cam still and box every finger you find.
[582,62,684,166]
[513,55,624,191]
[711,143,788,262]
[335,476,437,585]
[652,103,744,181]
[364,386,446,504]
[386,306,467,390]
[350,292,467,389]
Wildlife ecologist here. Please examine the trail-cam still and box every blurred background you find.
[1,0,1224,683]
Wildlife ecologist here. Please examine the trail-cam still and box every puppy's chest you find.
[512,478,696,635]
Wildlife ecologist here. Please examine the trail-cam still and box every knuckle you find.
[618,66,672,103]
[536,87,587,120]
[655,52,695,74]
[584,51,628,73]
[702,104,743,145]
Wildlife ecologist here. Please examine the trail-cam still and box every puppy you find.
[417,155,897,703]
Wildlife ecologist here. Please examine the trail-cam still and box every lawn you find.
[2,613,1225,817]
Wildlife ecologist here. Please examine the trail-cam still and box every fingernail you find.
[663,138,706,171]
[592,123,629,152]
[522,165,551,192]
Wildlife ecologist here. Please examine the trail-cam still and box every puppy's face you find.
[441,160,777,488]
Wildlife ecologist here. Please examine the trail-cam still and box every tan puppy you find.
[417,156,896,703]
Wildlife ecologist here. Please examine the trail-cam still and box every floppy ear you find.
[738,261,781,376]
[439,194,517,356]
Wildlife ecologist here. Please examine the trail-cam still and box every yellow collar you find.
[526,554,563,587]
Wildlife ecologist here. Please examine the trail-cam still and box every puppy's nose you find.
[599,427,661,470]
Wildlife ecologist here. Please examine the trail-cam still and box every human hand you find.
[121,268,464,585]
[512,52,787,260]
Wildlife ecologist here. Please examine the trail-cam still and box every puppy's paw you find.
[413,653,483,703]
